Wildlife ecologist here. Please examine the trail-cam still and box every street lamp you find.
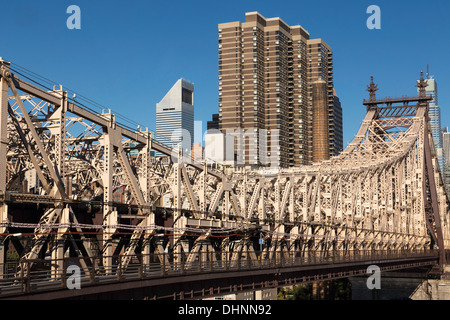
[1,233,23,277]
[3,233,23,256]
[4,233,22,241]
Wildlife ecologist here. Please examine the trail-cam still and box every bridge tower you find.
[363,73,447,268]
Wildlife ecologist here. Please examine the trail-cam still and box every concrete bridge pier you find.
[350,271,426,300]
[410,266,450,300]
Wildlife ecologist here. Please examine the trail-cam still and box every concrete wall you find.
[410,280,450,300]
[350,273,425,300]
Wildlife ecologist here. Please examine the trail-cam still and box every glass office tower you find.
[156,79,194,157]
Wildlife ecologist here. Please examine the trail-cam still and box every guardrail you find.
[0,249,438,298]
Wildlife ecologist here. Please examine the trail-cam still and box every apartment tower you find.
[218,12,341,167]
[307,39,339,160]
[332,88,344,155]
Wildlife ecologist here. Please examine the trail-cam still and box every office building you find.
[207,113,220,130]
[218,12,341,167]
[425,77,441,148]
[417,73,445,173]
[156,79,194,157]
[442,128,450,195]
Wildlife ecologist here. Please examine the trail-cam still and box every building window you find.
[182,88,193,105]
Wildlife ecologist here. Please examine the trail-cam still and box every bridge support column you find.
[423,129,447,267]
[139,133,153,269]
[0,209,7,279]
[102,129,116,275]
[48,90,68,280]
[0,239,5,280]
[0,59,8,197]
[51,207,69,279]
[173,163,183,266]
[0,60,9,280]
[142,214,154,269]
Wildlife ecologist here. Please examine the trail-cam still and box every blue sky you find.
[2,0,449,147]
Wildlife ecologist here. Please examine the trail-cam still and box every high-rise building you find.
[442,127,450,195]
[425,77,441,146]
[332,88,344,156]
[306,39,341,160]
[442,127,450,163]
[218,12,341,167]
[156,79,194,157]
[417,73,444,173]
[312,80,329,162]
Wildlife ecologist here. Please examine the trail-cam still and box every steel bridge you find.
[0,58,448,300]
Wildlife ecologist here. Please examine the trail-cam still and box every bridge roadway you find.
[0,250,438,300]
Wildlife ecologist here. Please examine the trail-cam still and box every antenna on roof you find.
[427,64,430,79]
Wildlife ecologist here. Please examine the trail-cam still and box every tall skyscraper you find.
[156,79,194,157]
[441,127,450,195]
[442,127,450,163]
[306,38,340,161]
[418,72,444,173]
[312,80,329,162]
[426,77,441,147]
[218,12,342,167]
[332,88,344,156]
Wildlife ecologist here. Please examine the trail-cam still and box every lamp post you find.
[4,233,22,241]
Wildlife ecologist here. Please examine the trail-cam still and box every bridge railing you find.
[0,249,438,298]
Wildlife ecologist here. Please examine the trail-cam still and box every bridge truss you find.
[0,58,448,283]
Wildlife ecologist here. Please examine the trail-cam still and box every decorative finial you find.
[416,71,428,97]
[367,76,378,102]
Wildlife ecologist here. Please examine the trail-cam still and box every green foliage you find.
[6,251,19,262]
[278,284,313,300]
[333,279,352,300]
[278,279,351,300]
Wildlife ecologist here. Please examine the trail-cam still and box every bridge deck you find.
[0,250,438,300]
